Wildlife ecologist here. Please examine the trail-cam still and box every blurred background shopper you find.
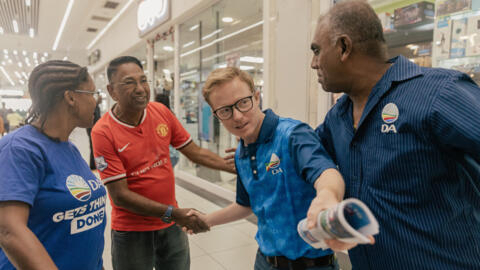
[0,60,107,270]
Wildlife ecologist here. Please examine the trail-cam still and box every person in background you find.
[155,92,180,167]
[0,103,8,135]
[309,1,480,269]
[91,56,235,270]
[0,60,107,270]
[6,109,23,131]
[188,67,347,270]
[87,95,102,169]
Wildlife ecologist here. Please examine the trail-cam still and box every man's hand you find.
[172,208,209,233]
[182,209,209,234]
[306,190,339,230]
[324,236,375,252]
[224,147,236,168]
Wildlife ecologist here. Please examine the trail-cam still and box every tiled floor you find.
[102,185,259,270]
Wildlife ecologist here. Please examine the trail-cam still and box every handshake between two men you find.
[171,208,210,233]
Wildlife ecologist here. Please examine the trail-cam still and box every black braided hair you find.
[26,60,89,128]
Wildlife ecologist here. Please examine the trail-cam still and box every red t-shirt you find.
[91,102,191,231]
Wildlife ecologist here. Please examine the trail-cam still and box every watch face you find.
[161,216,172,223]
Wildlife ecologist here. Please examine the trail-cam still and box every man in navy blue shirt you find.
[308,1,480,269]
[189,67,349,269]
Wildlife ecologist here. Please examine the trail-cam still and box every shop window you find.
[177,0,263,191]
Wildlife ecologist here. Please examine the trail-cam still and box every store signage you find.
[137,0,170,37]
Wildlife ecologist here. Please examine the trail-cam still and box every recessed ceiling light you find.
[0,27,4,35]
[44,52,48,57]
[13,50,18,55]
[18,62,23,68]
[33,52,38,58]
[12,20,19,33]
[25,0,31,7]
[163,46,173,52]
[3,49,7,54]
[222,17,233,23]
[29,28,34,38]
[189,24,199,31]
[63,56,68,60]
[22,50,27,56]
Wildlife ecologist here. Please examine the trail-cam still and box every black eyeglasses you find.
[213,96,254,120]
[113,78,151,90]
[74,90,101,101]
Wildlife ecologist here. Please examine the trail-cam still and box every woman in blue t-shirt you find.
[0,60,107,270]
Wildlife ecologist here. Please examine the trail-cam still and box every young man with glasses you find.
[187,67,347,270]
[91,56,235,270]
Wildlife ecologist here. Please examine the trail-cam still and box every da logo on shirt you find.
[156,124,169,137]
[265,153,283,175]
[66,175,92,202]
[94,156,108,172]
[381,103,398,133]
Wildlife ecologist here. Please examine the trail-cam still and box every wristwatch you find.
[161,205,174,223]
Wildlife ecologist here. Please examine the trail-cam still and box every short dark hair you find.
[26,60,89,127]
[107,56,143,83]
[322,1,386,58]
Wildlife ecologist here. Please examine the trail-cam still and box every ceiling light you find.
[182,41,195,48]
[8,59,12,64]
[240,65,255,71]
[0,27,4,35]
[163,69,170,75]
[1,61,5,66]
[202,29,222,40]
[1,67,15,86]
[19,79,25,85]
[22,50,27,56]
[33,52,37,58]
[181,20,263,58]
[3,49,7,54]
[13,50,18,55]
[29,28,34,38]
[222,17,233,23]
[163,46,173,52]
[14,71,21,78]
[18,62,23,68]
[240,56,264,63]
[86,0,135,50]
[63,56,68,60]
[41,57,46,62]
[12,20,19,33]
[0,90,23,96]
[189,24,199,31]
[53,0,75,51]
[25,0,31,7]
[22,72,28,79]
[44,52,48,57]
[4,54,8,59]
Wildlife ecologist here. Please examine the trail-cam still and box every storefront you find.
[87,0,480,197]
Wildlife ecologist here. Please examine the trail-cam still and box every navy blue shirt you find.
[316,55,480,269]
[235,109,336,259]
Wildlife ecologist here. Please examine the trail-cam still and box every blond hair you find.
[202,67,255,104]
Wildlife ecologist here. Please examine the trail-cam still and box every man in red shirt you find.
[92,56,235,270]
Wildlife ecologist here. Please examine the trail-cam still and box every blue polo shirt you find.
[235,109,336,260]
[316,55,480,269]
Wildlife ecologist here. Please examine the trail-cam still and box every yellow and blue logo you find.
[66,175,92,202]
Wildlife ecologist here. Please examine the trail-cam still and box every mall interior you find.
[0,0,479,269]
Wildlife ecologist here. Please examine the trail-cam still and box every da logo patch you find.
[66,175,92,202]
[381,103,399,124]
[265,153,280,171]
[94,156,108,172]
[156,124,169,137]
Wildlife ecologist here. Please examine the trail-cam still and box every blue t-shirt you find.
[0,125,107,270]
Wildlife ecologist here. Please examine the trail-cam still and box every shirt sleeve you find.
[289,123,337,185]
[163,106,192,149]
[91,130,126,184]
[235,160,251,207]
[0,144,44,206]
[429,74,480,156]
